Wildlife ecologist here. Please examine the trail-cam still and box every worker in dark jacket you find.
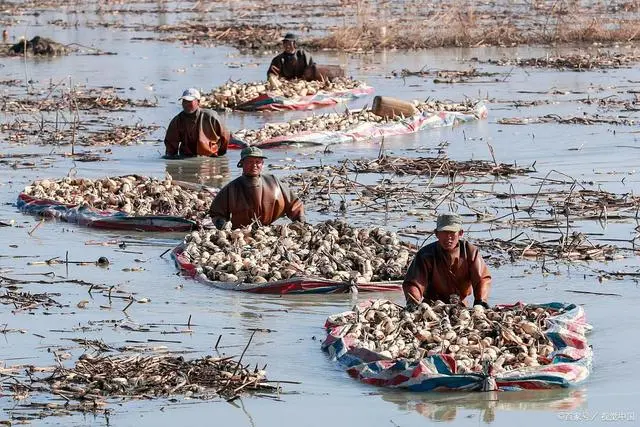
[267,33,314,80]
[209,146,305,229]
[164,88,230,158]
[403,213,492,310]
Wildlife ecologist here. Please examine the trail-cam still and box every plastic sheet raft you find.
[171,244,402,294]
[322,300,592,391]
[235,86,374,112]
[230,103,488,149]
[17,193,196,232]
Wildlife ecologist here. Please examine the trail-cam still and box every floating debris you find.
[0,290,63,311]
[498,114,637,126]
[344,155,534,177]
[1,87,157,113]
[183,220,415,284]
[391,68,501,83]
[22,175,215,220]
[201,76,367,111]
[482,52,640,70]
[38,352,275,400]
[83,124,160,146]
[153,23,285,50]
[477,232,621,263]
[8,36,69,56]
[327,298,559,373]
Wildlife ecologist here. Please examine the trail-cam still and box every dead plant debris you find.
[499,114,637,126]
[479,53,640,70]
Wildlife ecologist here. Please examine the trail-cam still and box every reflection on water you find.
[164,156,232,188]
[380,388,586,423]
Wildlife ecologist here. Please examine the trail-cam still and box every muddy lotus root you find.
[234,100,480,145]
[183,220,415,283]
[201,76,367,110]
[23,175,214,220]
[329,298,557,374]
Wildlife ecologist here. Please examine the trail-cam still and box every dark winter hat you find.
[436,213,463,232]
[282,33,297,42]
[237,146,267,167]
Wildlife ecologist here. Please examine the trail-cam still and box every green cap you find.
[436,213,462,232]
[237,146,267,168]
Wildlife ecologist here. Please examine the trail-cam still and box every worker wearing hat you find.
[209,146,305,229]
[164,88,230,158]
[403,213,492,310]
[267,33,315,80]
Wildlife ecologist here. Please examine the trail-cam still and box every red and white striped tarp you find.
[171,244,402,294]
[230,103,488,149]
[234,86,373,112]
[17,193,196,232]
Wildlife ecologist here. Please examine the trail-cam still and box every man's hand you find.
[289,220,308,233]
[405,299,420,313]
[473,299,490,309]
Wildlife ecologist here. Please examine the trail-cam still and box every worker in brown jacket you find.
[403,213,492,310]
[164,88,230,158]
[267,33,314,80]
[209,146,305,229]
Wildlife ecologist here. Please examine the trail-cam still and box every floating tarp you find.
[16,193,196,232]
[235,86,374,112]
[171,244,402,294]
[322,301,592,391]
[230,103,488,149]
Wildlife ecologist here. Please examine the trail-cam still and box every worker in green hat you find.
[403,213,492,310]
[267,33,315,80]
[208,146,305,229]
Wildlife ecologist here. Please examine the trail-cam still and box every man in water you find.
[164,88,230,158]
[267,33,314,80]
[209,146,305,229]
[403,213,492,309]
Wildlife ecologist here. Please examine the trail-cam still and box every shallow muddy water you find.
[1,9,640,427]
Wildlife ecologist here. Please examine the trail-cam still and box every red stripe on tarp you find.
[171,244,402,294]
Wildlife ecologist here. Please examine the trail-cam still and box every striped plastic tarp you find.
[17,193,196,232]
[322,300,592,391]
[235,86,374,112]
[230,103,488,149]
[171,243,402,294]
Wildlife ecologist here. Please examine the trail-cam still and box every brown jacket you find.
[164,108,230,157]
[403,240,491,304]
[267,50,314,80]
[209,174,305,228]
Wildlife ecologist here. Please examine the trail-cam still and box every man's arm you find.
[402,250,429,305]
[205,111,230,157]
[469,247,492,304]
[208,186,231,225]
[267,55,282,77]
[278,179,305,222]
[303,50,314,68]
[164,116,181,156]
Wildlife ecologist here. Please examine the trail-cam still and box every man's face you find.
[242,157,264,177]
[182,99,199,114]
[282,40,296,54]
[436,230,463,252]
